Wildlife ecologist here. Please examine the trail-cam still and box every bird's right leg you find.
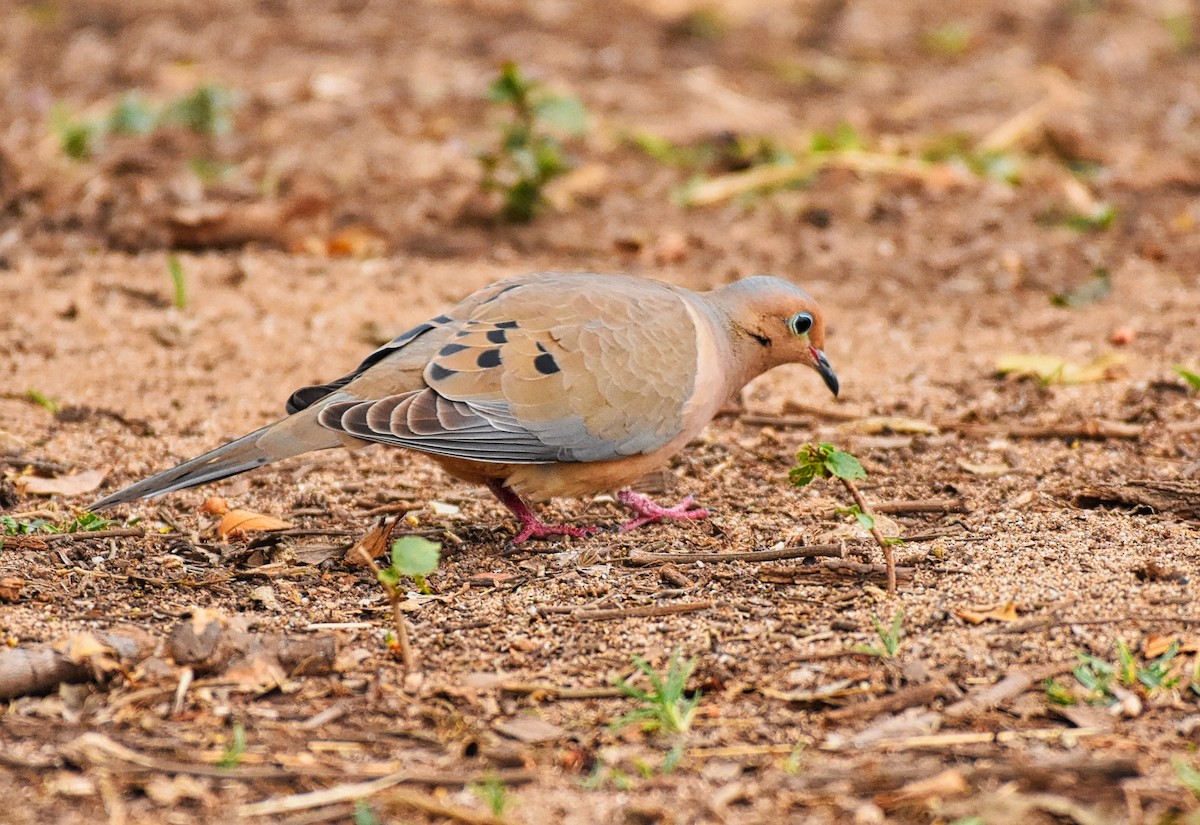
[486,481,599,544]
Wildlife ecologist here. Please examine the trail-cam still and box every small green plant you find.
[51,83,238,161]
[1,512,114,536]
[921,21,972,56]
[1065,203,1117,232]
[1069,639,1182,705]
[478,62,587,222]
[922,134,1022,185]
[612,650,700,773]
[216,721,247,768]
[1051,269,1111,308]
[791,443,900,592]
[582,761,632,791]
[1164,13,1196,54]
[469,774,510,817]
[1043,677,1077,706]
[1174,366,1200,391]
[809,122,862,154]
[167,255,188,310]
[379,535,441,594]
[855,610,904,658]
[1173,757,1200,800]
[26,388,60,414]
[352,799,379,825]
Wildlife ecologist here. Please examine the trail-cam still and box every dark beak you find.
[813,349,839,397]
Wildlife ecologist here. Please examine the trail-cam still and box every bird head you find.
[713,276,839,397]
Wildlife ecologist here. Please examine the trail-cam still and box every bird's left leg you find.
[487,480,600,544]
[616,490,710,533]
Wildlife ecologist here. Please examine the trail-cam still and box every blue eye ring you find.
[788,312,814,336]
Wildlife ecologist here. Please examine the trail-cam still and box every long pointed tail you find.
[89,408,346,510]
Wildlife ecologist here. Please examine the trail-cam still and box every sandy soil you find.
[2,0,1200,822]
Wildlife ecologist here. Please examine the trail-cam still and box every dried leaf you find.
[325,224,387,258]
[344,521,392,566]
[429,500,460,516]
[217,509,292,538]
[53,632,119,674]
[840,416,940,435]
[875,768,969,809]
[0,577,25,602]
[1142,634,1179,659]
[956,459,1011,476]
[16,469,106,497]
[493,716,568,743]
[954,601,1020,624]
[199,496,230,516]
[995,352,1128,384]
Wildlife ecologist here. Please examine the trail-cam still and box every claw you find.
[616,490,710,533]
[488,480,598,545]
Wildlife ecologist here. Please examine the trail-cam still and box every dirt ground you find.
[2,0,1200,822]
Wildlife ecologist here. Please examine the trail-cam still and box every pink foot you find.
[488,481,599,545]
[616,490,710,533]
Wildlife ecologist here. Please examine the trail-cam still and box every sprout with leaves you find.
[791,443,899,592]
[478,62,588,223]
[355,535,441,669]
[611,649,700,773]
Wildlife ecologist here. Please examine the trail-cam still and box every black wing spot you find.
[495,319,519,328]
[391,322,434,345]
[534,353,561,375]
[476,348,502,369]
[535,342,547,353]
[428,363,456,382]
[439,342,470,356]
[486,328,508,344]
[430,314,452,324]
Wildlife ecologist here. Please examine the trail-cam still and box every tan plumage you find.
[91,272,838,541]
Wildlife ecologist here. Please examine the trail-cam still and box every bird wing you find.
[315,273,701,464]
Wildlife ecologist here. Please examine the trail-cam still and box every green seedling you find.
[855,610,904,658]
[469,774,511,817]
[478,62,587,222]
[1051,269,1111,308]
[792,443,900,592]
[1071,639,1181,705]
[921,21,972,56]
[1,512,114,537]
[379,535,441,594]
[26,388,61,414]
[1065,203,1117,232]
[612,649,701,773]
[582,761,632,791]
[1043,677,1077,706]
[922,135,1022,185]
[216,721,247,768]
[809,122,862,154]
[52,83,238,161]
[1174,757,1200,800]
[167,255,188,310]
[1164,13,1195,54]
[364,535,442,668]
[1174,366,1200,391]
[353,800,379,825]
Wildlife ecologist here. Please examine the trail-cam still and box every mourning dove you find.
[91,272,838,542]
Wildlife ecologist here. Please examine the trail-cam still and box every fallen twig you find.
[500,682,625,699]
[826,676,960,722]
[759,560,916,585]
[943,661,1074,720]
[939,419,1143,440]
[565,600,714,622]
[626,543,844,566]
[871,498,969,515]
[42,528,148,543]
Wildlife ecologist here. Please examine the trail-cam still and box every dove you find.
[90,272,838,542]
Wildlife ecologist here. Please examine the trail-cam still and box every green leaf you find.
[854,511,875,531]
[1174,757,1200,799]
[534,95,588,136]
[823,449,866,481]
[26,388,60,414]
[353,800,379,825]
[167,254,187,310]
[1174,365,1200,391]
[1051,269,1111,308]
[107,92,157,135]
[390,536,441,577]
[376,567,401,588]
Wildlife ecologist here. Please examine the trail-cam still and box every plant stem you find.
[839,476,896,593]
[351,546,414,670]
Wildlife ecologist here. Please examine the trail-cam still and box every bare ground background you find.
[2,0,1200,822]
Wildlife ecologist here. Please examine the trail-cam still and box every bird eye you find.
[788,312,814,336]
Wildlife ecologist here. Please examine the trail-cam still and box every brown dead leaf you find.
[325,224,388,258]
[0,577,25,602]
[199,496,230,516]
[875,768,969,810]
[955,601,1020,624]
[53,632,120,675]
[344,521,393,566]
[995,352,1128,385]
[1142,634,1179,659]
[15,469,106,497]
[217,509,292,538]
[839,416,940,435]
[493,715,568,743]
[956,459,1011,477]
